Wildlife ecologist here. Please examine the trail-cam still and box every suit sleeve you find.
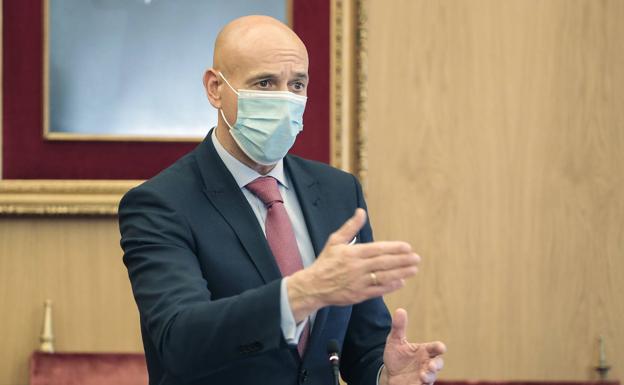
[340,175,392,385]
[119,184,284,383]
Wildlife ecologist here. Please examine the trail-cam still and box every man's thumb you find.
[388,308,408,342]
[327,208,367,245]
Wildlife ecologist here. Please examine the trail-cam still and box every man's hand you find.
[380,309,446,385]
[287,208,421,322]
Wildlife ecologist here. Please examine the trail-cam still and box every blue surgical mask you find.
[219,72,307,166]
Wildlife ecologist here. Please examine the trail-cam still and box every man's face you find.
[216,25,309,126]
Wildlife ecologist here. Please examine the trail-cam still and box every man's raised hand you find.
[287,209,421,322]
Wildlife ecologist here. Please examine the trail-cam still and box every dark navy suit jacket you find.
[119,131,391,385]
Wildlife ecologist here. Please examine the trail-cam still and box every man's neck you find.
[214,124,276,175]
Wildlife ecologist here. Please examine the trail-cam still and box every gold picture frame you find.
[0,180,142,215]
[330,0,368,186]
[0,0,367,215]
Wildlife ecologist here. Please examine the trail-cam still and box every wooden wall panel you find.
[366,0,624,380]
[0,218,142,385]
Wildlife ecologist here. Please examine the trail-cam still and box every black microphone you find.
[327,339,340,385]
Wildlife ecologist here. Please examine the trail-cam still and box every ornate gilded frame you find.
[330,0,367,186]
[0,0,367,215]
[0,180,142,215]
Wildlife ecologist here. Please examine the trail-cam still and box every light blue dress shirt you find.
[211,132,316,344]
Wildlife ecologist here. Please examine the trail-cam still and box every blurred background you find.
[1,0,622,384]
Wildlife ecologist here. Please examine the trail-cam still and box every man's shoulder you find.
[286,154,357,185]
[122,150,362,211]
[122,149,203,208]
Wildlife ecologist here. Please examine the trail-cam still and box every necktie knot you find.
[246,176,283,208]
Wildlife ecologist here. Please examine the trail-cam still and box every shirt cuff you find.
[280,277,308,345]
[376,364,384,385]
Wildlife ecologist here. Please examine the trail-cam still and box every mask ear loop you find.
[219,109,235,130]
[218,72,240,96]
[217,71,239,130]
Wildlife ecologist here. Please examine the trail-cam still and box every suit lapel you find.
[284,157,327,257]
[194,131,282,284]
[284,156,333,356]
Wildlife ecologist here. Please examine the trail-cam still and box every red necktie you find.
[246,176,309,356]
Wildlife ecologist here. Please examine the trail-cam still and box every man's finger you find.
[362,278,405,297]
[420,369,437,384]
[424,341,447,357]
[430,357,444,371]
[327,208,367,245]
[367,265,419,286]
[351,241,413,258]
[388,308,408,342]
[364,252,420,271]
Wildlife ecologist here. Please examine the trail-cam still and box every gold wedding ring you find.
[370,272,379,286]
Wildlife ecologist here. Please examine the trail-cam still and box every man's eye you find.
[292,82,305,91]
[257,80,270,88]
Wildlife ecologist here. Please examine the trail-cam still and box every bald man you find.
[120,16,445,385]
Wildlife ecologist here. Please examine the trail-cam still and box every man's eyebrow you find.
[246,73,279,84]
[291,72,309,81]
[245,72,309,84]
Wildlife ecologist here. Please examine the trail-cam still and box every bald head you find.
[213,15,308,75]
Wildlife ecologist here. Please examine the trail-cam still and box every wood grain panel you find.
[0,218,142,385]
[366,0,624,380]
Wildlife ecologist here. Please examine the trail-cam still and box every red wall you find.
[2,0,329,179]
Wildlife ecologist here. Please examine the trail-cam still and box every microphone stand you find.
[327,340,341,385]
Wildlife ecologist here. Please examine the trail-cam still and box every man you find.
[119,15,445,385]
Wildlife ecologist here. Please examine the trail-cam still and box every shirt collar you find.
[211,129,289,189]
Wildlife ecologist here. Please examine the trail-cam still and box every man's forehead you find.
[231,50,308,79]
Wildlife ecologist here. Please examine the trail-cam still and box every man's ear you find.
[203,69,221,109]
